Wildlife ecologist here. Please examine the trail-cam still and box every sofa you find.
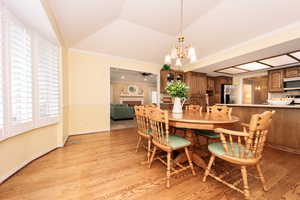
[110,104,135,120]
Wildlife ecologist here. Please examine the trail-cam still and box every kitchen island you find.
[218,104,300,154]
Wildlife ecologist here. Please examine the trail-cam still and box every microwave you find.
[283,77,300,90]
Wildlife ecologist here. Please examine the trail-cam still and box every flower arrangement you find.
[165,81,189,98]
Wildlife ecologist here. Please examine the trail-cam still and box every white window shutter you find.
[0,3,3,140]
[0,4,60,141]
[8,14,34,135]
[37,37,59,126]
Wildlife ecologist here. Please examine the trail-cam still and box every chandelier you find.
[164,0,197,67]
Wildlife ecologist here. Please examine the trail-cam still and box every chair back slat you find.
[145,104,156,108]
[147,108,169,146]
[134,106,150,134]
[208,105,232,115]
[186,105,202,112]
[218,111,275,160]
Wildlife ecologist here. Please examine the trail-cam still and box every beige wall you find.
[0,124,59,182]
[67,49,160,135]
[111,81,156,105]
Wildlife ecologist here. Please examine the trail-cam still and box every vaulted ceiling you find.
[47,0,300,71]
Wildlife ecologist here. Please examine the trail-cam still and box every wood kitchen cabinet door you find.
[285,67,300,78]
[207,77,215,91]
[185,72,207,95]
[268,69,284,92]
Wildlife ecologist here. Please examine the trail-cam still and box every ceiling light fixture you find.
[164,0,196,68]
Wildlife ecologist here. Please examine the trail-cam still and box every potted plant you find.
[165,81,189,113]
[162,64,171,71]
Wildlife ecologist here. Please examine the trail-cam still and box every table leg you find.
[174,129,207,170]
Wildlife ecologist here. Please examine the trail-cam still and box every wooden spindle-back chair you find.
[147,107,196,188]
[207,105,232,115]
[175,105,203,136]
[185,105,202,112]
[145,104,156,108]
[203,111,275,199]
[134,105,152,162]
[195,105,232,145]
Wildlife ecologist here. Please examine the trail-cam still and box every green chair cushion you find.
[194,130,220,139]
[146,129,152,135]
[166,135,191,149]
[208,142,252,158]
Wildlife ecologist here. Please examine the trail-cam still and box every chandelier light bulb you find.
[190,55,197,63]
[188,47,196,58]
[164,54,171,64]
[175,58,182,66]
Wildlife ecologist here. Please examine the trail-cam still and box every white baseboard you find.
[0,147,57,184]
[68,129,109,136]
[59,135,69,147]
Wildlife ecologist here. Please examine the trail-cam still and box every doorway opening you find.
[110,67,158,130]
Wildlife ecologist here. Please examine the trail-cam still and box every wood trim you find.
[256,61,274,68]
[69,128,110,136]
[214,50,300,75]
[287,54,300,62]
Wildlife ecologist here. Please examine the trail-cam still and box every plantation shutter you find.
[37,37,59,125]
[8,14,33,133]
[0,3,3,139]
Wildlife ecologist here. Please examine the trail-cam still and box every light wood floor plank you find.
[0,128,300,200]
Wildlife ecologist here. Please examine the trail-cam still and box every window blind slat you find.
[37,37,59,120]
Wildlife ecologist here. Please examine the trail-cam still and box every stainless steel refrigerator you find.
[221,84,235,104]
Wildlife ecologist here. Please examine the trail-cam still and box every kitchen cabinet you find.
[285,67,300,78]
[185,71,207,96]
[268,69,284,92]
[188,94,207,107]
[207,77,215,91]
[160,70,184,93]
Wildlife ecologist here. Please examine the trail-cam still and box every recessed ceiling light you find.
[236,62,270,71]
[218,68,247,74]
[289,51,300,60]
[260,55,298,66]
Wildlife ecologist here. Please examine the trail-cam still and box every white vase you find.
[172,97,185,113]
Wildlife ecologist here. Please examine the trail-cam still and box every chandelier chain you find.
[180,0,183,36]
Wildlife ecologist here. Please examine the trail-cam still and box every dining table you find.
[168,110,240,169]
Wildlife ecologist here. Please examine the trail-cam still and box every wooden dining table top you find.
[168,110,240,124]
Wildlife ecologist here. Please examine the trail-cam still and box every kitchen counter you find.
[217,103,300,109]
[220,104,300,154]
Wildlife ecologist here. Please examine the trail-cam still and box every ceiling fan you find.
[140,72,153,81]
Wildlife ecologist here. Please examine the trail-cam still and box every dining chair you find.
[185,105,203,112]
[145,104,156,108]
[175,105,203,136]
[194,105,232,145]
[134,105,152,163]
[147,107,196,188]
[208,105,232,115]
[203,111,275,199]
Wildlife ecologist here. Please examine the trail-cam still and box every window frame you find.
[0,6,60,141]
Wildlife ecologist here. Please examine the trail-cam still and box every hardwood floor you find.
[0,128,300,200]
